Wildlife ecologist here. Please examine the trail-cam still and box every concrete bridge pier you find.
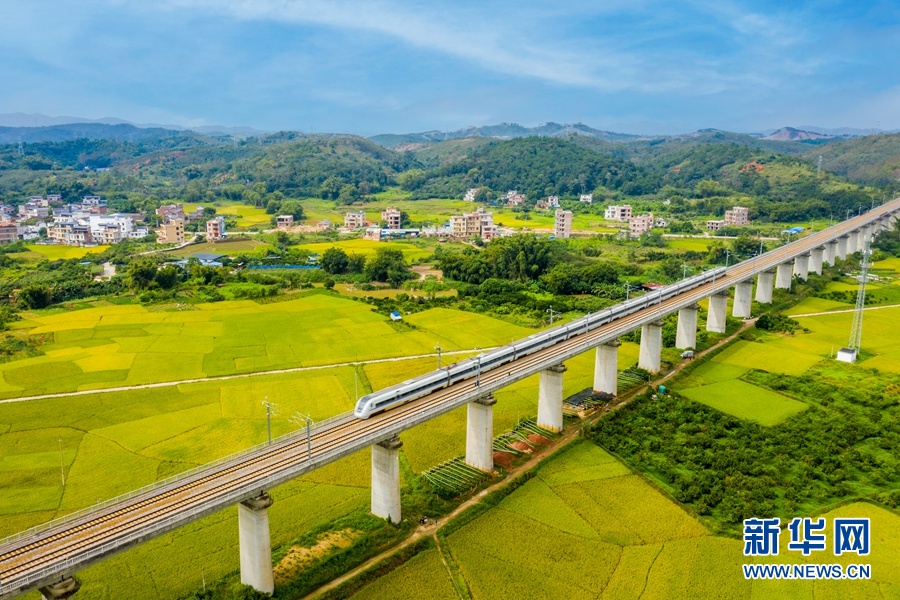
[676,305,699,349]
[593,341,620,395]
[824,240,837,266]
[732,281,753,318]
[775,262,793,290]
[639,320,663,373]
[847,230,859,254]
[755,270,775,304]
[862,225,873,246]
[40,577,81,600]
[793,253,810,281]
[706,292,729,333]
[238,492,274,595]
[836,235,849,261]
[466,394,495,472]
[809,247,824,275]
[371,436,403,523]
[537,364,567,432]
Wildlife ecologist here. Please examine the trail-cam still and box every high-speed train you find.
[353,266,727,419]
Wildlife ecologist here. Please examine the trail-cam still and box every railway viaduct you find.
[1,201,898,599]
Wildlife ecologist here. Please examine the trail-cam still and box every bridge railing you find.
[0,410,353,549]
[0,426,362,596]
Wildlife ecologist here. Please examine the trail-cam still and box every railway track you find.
[0,202,896,598]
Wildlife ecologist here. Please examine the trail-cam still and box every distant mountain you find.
[0,123,184,145]
[369,122,642,148]
[0,113,269,141]
[763,127,833,141]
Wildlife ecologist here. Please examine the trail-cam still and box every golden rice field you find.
[182,201,271,229]
[24,244,111,260]
[0,295,537,398]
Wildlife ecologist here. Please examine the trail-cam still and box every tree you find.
[365,248,410,287]
[337,184,360,205]
[154,266,180,290]
[277,200,304,221]
[318,176,345,200]
[397,169,427,191]
[323,278,335,290]
[126,258,158,291]
[18,285,52,309]
[321,247,350,274]
[347,253,366,274]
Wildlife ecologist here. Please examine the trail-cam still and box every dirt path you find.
[0,348,491,405]
[787,303,900,318]
[299,321,756,599]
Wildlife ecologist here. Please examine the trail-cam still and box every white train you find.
[353,267,727,419]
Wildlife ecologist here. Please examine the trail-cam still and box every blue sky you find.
[1,1,898,135]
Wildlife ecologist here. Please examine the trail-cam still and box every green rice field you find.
[367,441,900,600]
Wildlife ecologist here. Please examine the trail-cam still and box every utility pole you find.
[546,306,561,325]
[58,437,65,487]
[262,397,276,445]
[289,413,313,459]
[436,343,442,368]
[817,155,823,178]
[682,264,690,279]
[624,283,632,300]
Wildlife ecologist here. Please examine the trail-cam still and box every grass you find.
[165,239,272,258]
[667,237,713,251]
[710,340,823,375]
[295,238,434,261]
[24,244,111,260]
[680,380,808,426]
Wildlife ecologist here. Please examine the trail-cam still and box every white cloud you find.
[148,0,660,91]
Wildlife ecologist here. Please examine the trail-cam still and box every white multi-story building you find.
[725,206,750,226]
[276,215,294,228]
[547,196,560,208]
[505,190,526,207]
[555,210,573,239]
[344,211,367,229]
[88,214,134,244]
[706,219,725,231]
[580,193,593,204]
[629,213,654,238]
[464,188,478,202]
[48,222,91,245]
[18,202,50,220]
[382,207,402,229]
[206,216,226,240]
[604,205,632,221]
